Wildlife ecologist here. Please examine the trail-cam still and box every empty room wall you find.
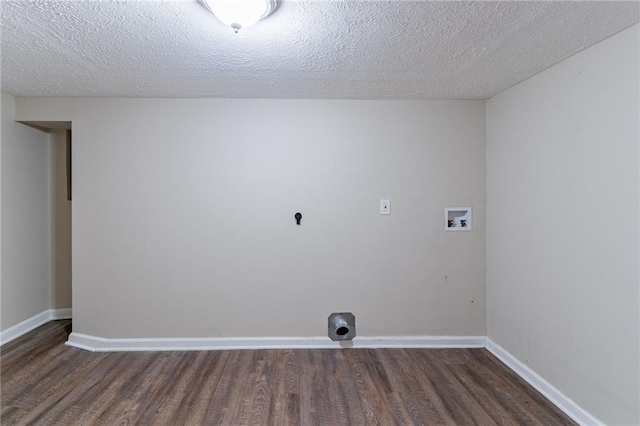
[1,93,52,331]
[14,98,486,340]
[486,24,639,425]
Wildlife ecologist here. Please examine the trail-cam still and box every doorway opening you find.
[50,128,72,318]
[20,121,74,320]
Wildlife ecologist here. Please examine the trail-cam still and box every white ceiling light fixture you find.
[202,0,277,33]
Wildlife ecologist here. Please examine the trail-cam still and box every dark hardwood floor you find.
[1,320,575,425]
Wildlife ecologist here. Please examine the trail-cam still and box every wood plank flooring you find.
[1,320,576,425]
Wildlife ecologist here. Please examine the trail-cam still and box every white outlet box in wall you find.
[445,207,472,231]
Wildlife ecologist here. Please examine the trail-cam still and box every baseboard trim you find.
[485,338,604,426]
[8,323,598,424]
[1,310,51,345]
[66,333,486,352]
[0,308,73,346]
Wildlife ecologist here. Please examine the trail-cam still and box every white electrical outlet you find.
[380,199,390,215]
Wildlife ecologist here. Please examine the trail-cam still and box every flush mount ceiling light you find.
[202,0,277,33]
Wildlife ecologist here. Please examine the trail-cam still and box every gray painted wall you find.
[14,98,487,339]
[1,93,51,330]
[486,24,639,425]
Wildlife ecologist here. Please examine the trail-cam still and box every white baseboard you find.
[485,338,603,426]
[66,333,486,352]
[4,319,598,425]
[0,308,72,346]
[1,310,52,345]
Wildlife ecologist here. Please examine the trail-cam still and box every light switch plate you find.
[380,199,390,215]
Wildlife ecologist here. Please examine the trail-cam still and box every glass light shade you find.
[203,0,276,32]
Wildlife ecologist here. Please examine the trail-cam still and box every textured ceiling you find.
[1,1,638,99]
